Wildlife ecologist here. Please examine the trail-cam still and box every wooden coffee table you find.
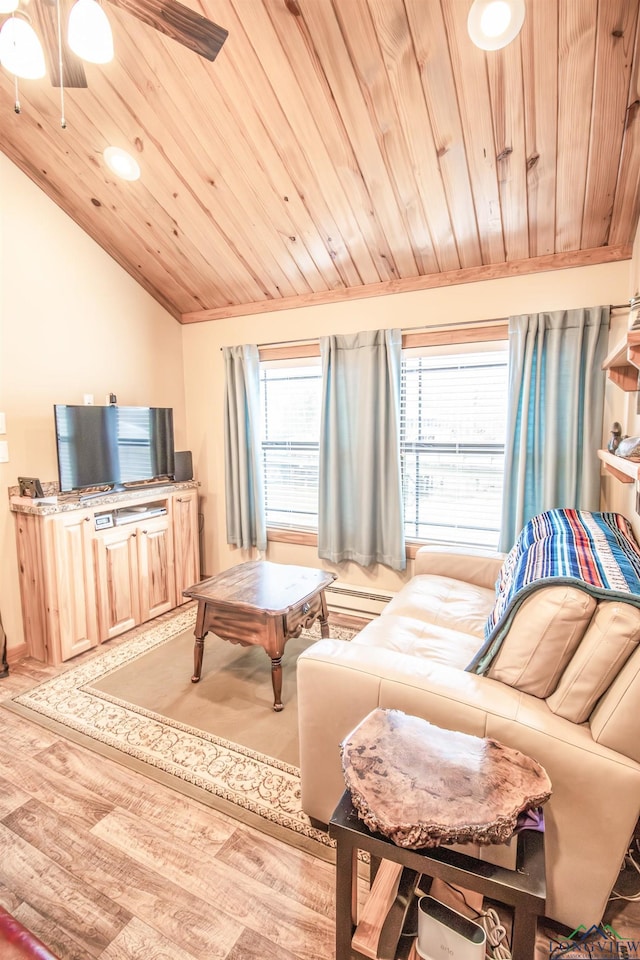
[183,560,336,711]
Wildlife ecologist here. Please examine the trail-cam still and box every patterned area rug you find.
[6,607,357,859]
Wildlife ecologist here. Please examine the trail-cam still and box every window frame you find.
[400,340,509,551]
[258,322,508,554]
[258,354,320,543]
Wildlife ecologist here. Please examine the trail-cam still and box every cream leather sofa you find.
[297,545,640,929]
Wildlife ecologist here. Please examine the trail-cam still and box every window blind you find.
[401,347,508,549]
[260,361,322,529]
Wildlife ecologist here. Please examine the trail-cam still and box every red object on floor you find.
[0,907,60,959]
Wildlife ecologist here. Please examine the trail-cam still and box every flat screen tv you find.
[54,404,175,493]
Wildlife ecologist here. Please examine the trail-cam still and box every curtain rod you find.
[220,303,630,351]
[220,316,508,351]
[264,316,510,349]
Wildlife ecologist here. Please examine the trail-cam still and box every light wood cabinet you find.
[51,510,99,660]
[172,488,199,603]
[93,512,175,639]
[94,525,141,641]
[12,483,199,665]
[14,508,99,663]
[135,513,175,621]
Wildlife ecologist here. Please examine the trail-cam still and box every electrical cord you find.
[477,909,512,959]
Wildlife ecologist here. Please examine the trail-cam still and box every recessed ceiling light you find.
[103,146,140,181]
[467,0,525,51]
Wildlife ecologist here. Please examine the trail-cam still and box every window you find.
[260,359,322,529]
[258,337,509,549]
[401,344,509,549]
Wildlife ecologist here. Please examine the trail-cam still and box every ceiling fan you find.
[3,0,228,89]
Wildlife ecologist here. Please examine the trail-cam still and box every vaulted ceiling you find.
[1,0,639,323]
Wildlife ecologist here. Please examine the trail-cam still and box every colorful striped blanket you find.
[468,509,640,675]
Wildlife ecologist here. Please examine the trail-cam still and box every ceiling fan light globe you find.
[0,15,46,79]
[0,0,19,14]
[104,146,140,181]
[68,0,114,64]
[467,0,525,51]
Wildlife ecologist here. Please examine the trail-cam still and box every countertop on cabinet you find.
[9,480,199,516]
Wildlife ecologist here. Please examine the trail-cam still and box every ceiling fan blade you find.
[105,0,228,62]
[32,0,88,88]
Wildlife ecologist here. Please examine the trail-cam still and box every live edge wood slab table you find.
[183,560,336,711]
[330,709,550,960]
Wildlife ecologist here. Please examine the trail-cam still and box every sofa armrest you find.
[414,545,505,590]
[298,638,523,826]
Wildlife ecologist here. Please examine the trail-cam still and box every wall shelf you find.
[602,331,640,391]
[597,448,640,484]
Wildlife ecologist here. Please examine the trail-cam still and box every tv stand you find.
[11,481,200,665]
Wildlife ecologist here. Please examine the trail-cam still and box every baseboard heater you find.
[325,582,394,620]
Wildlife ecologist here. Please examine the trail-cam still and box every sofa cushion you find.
[590,644,640,763]
[383,574,495,639]
[546,602,640,723]
[352,613,480,669]
[485,586,596,697]
[471,509,640,677]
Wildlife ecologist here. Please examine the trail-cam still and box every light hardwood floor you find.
[1,615,639,960]
[0,664,341,959]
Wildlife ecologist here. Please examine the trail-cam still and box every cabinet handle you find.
[131,531,137,537]
[177,497,185,502]
[142,530,147,535]
[84,517,91,522]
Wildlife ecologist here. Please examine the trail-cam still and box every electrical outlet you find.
[0,440,8,463]
[83,394,94,405]
[0,412,5,435]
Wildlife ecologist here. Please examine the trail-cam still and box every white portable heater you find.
[416,896,486,960]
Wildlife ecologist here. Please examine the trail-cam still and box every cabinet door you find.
[137,514,176,622]
[172,490,200,600]
[50,511,98,662]
[94,527,140,641]
[14,512,49,663]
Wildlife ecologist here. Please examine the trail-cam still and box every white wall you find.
[601,229,640,536]
[0,155,187,656]
[182,259,631,597]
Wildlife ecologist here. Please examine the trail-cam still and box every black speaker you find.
[174,450,194,482]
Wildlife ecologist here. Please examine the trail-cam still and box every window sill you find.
[405,541,425,559]
[267,528,430,559]
[267,527,318,547]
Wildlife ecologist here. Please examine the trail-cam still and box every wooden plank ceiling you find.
[1,0,639,322]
